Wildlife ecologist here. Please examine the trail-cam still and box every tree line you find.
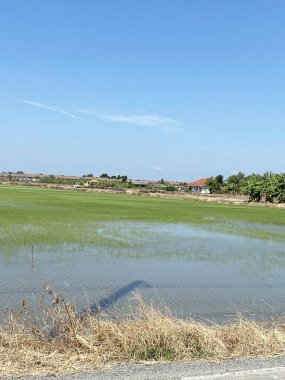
[206,172,285,203]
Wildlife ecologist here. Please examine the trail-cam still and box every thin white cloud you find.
[100,113,177,126]
[18,99,181,131]
[20,99,86,122]
[154,166,163,171]
[75,109,182,132]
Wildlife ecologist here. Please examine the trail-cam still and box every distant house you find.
[0,172,43,182]
[188,178,210,194]
[130,180,149,187]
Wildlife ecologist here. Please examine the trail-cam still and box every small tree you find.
[206,175,224,193]
[243,174,262,202]
[275,173,285,203]
[225,172,245,193]
[262,172,276,202]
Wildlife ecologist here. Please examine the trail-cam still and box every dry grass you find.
[1,286,285,378]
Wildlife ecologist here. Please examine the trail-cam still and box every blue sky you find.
[1,0,284,181]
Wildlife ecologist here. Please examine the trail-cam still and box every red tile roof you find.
[188,178,208,187]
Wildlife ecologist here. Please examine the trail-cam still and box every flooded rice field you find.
[1,220,285,323]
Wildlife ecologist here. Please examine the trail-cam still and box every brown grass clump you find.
[1,286,285,378]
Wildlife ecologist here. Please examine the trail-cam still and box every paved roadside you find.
[183,366,285,379]
[10,355,285,380]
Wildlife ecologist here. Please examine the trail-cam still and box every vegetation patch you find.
[1,287,285,378]
[207,172,285,203]
[1,186,285,252]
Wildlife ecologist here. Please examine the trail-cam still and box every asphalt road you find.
[10,355,285,380]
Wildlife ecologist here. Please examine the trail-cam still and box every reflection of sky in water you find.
[203,217,285,239]
[1,221,285,323]
[96,221,285,266]
[97,220,285,242]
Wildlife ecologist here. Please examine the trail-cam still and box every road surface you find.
[9,355,285,380]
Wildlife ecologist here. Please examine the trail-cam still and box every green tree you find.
[243,174,263,202]
[206,175,224,193]
[262,172,276,202]
[275,173,285,203]
[224,172,245,193]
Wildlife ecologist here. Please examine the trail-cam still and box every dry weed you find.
[1,286,285,378]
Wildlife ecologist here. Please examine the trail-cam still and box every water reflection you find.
[96,221,285,271]
[1,221,285,323]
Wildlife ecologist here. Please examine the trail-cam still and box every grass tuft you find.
[1,286,285,378]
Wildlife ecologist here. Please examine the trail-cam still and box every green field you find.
[1,185,285,251]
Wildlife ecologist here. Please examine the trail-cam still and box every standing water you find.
[1,220,285,323]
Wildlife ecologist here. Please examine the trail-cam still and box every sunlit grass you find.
[0,185,285,252]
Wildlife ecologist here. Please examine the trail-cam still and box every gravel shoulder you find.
[9,355,285,380]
